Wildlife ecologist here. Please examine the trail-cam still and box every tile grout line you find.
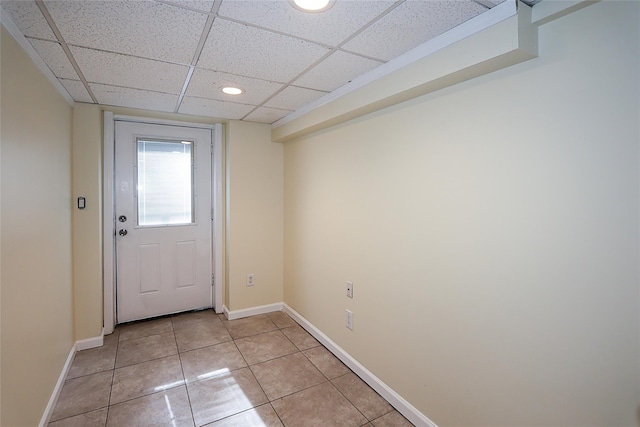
[270,312,399,425]
[172,317,198,427]
[107,321,184,411]
[269,400,287,427]
[229,318,280,420]
[329,374,376,424]
[103,330,122,425]
[230,312,320,424]
[330,371,400,424]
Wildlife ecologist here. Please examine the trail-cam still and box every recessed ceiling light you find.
[222,87,243,95]
[290,0,334,13]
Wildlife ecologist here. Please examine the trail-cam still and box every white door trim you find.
[212,124,224,319]
[103,113,224,334]
[104,112,116,334]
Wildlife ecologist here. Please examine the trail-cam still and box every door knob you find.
[119,229,128,236]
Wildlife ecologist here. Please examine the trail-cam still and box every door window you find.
[136,138,194,226]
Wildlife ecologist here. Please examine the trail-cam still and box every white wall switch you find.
[247,273,255,287]
[346,281,353,298]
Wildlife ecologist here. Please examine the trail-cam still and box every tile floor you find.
[48,310,414,426]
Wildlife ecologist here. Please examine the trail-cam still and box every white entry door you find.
[115,121,212,323]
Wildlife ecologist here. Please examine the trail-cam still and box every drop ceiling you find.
[1,0,522,124]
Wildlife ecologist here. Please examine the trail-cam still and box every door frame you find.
[103,112,224,334]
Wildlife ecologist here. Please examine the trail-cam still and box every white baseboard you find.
[282,303,438,427]
[38,344,77,427]
[223,302,283,320]
[39,331,105,426]
[76,331,104,351]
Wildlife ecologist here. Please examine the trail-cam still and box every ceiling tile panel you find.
[178,96,255,120]
[0,1,56,40]
[28,39,79,80]
[198,18,330,82]
[217,0,397,47]
[70,46,189,94]
[342,0,487,61]
[59,79,93,103]
[44,0,207,64]
[264,86,327,111]
[90,84,178,112]
[158,0,216,13]
[294,50,384,92]
[186,68,283,105]
[244,106,293,124]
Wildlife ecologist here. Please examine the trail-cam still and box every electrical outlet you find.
[247,273,255,287]
[346,281,353,298]
[345,309,354,330]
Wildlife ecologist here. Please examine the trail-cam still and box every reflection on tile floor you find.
[48,310,414,426]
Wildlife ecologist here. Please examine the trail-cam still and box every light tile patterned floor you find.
[48,310,414,426]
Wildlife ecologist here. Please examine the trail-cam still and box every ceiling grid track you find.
[240,0,406,121]
[472,0,495,9]
[35,0,98,104]
[174,0,223,113]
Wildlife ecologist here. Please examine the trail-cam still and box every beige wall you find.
[226,121,283,311]
[283,2,639,426]
[72,104,103,340]
[1,27,75,426]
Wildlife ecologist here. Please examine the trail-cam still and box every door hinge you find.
[211,274,215,286]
